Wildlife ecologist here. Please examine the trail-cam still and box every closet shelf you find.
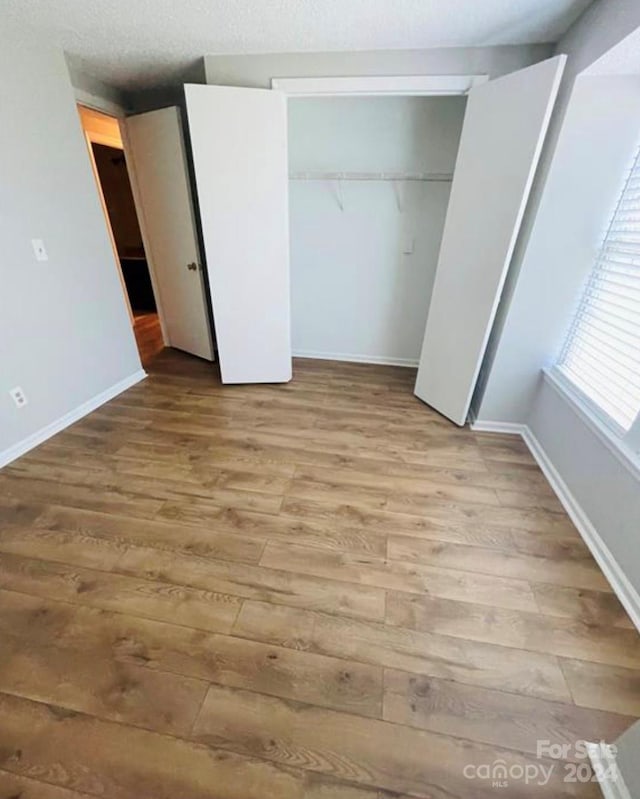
[289,171,453,182]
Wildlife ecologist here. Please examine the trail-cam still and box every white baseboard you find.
[472,419,640,633]
[0,369,146,469]
[522,426,640,633]
[470,420,527,435]
[292,350,418,368]
[586,742,632,799]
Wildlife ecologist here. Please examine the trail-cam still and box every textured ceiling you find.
[4,0,592,90]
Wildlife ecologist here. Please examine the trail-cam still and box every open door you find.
[184,84,292,384]
[124,107,214,361]
[414,55,566,425]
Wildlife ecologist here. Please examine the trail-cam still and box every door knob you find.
[186,262,198,271]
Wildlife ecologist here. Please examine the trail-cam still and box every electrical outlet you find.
[31,239,48,262]
[10,387,27,408]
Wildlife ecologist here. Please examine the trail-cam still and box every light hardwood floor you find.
[0,350,638,798]
[133,311,164,366]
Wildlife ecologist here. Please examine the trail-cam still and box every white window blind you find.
[558,147,640,432]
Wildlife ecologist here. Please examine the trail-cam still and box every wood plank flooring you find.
[133,311,164,366]
[0,349,638,798]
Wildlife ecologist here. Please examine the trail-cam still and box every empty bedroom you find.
[1,0,640,797]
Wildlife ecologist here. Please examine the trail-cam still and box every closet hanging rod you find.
[289,171,453,182]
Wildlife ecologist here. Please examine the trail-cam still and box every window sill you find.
[543,367,640,482]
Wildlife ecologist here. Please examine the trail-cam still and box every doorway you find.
[78,105,164,366]
[287,94,466,368]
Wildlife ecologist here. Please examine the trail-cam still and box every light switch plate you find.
[402,236,415,256]
[31,239,48,261]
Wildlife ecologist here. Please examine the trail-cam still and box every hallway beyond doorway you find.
[133,312,164,366]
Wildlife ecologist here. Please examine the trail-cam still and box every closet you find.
[125,55,566,426]
[287,95,466,367]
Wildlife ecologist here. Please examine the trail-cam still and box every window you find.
[558,147,640,436]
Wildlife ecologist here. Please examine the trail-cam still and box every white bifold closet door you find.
[185,84,292,384]
[125,107,214,361]
[414,55,566,425]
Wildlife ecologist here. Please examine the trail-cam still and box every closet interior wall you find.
[288,95,466,366]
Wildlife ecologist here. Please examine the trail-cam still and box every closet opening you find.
[287,94,467,370]
[181,60,562,418]
[272,60,564,424]
[77,104,164,366]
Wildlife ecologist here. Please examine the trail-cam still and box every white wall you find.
[527,376,640,612]
[0,22,142,461]
[475,74,640,421]
[288,96,465,365]
[469,0,640,676]
[554,0,640,83]
[204,45,552,88]
[474,0,640,422]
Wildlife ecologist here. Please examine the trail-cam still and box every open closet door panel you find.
[124,107,214,361]
[414,55,566,425]
[185,84,292,384]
